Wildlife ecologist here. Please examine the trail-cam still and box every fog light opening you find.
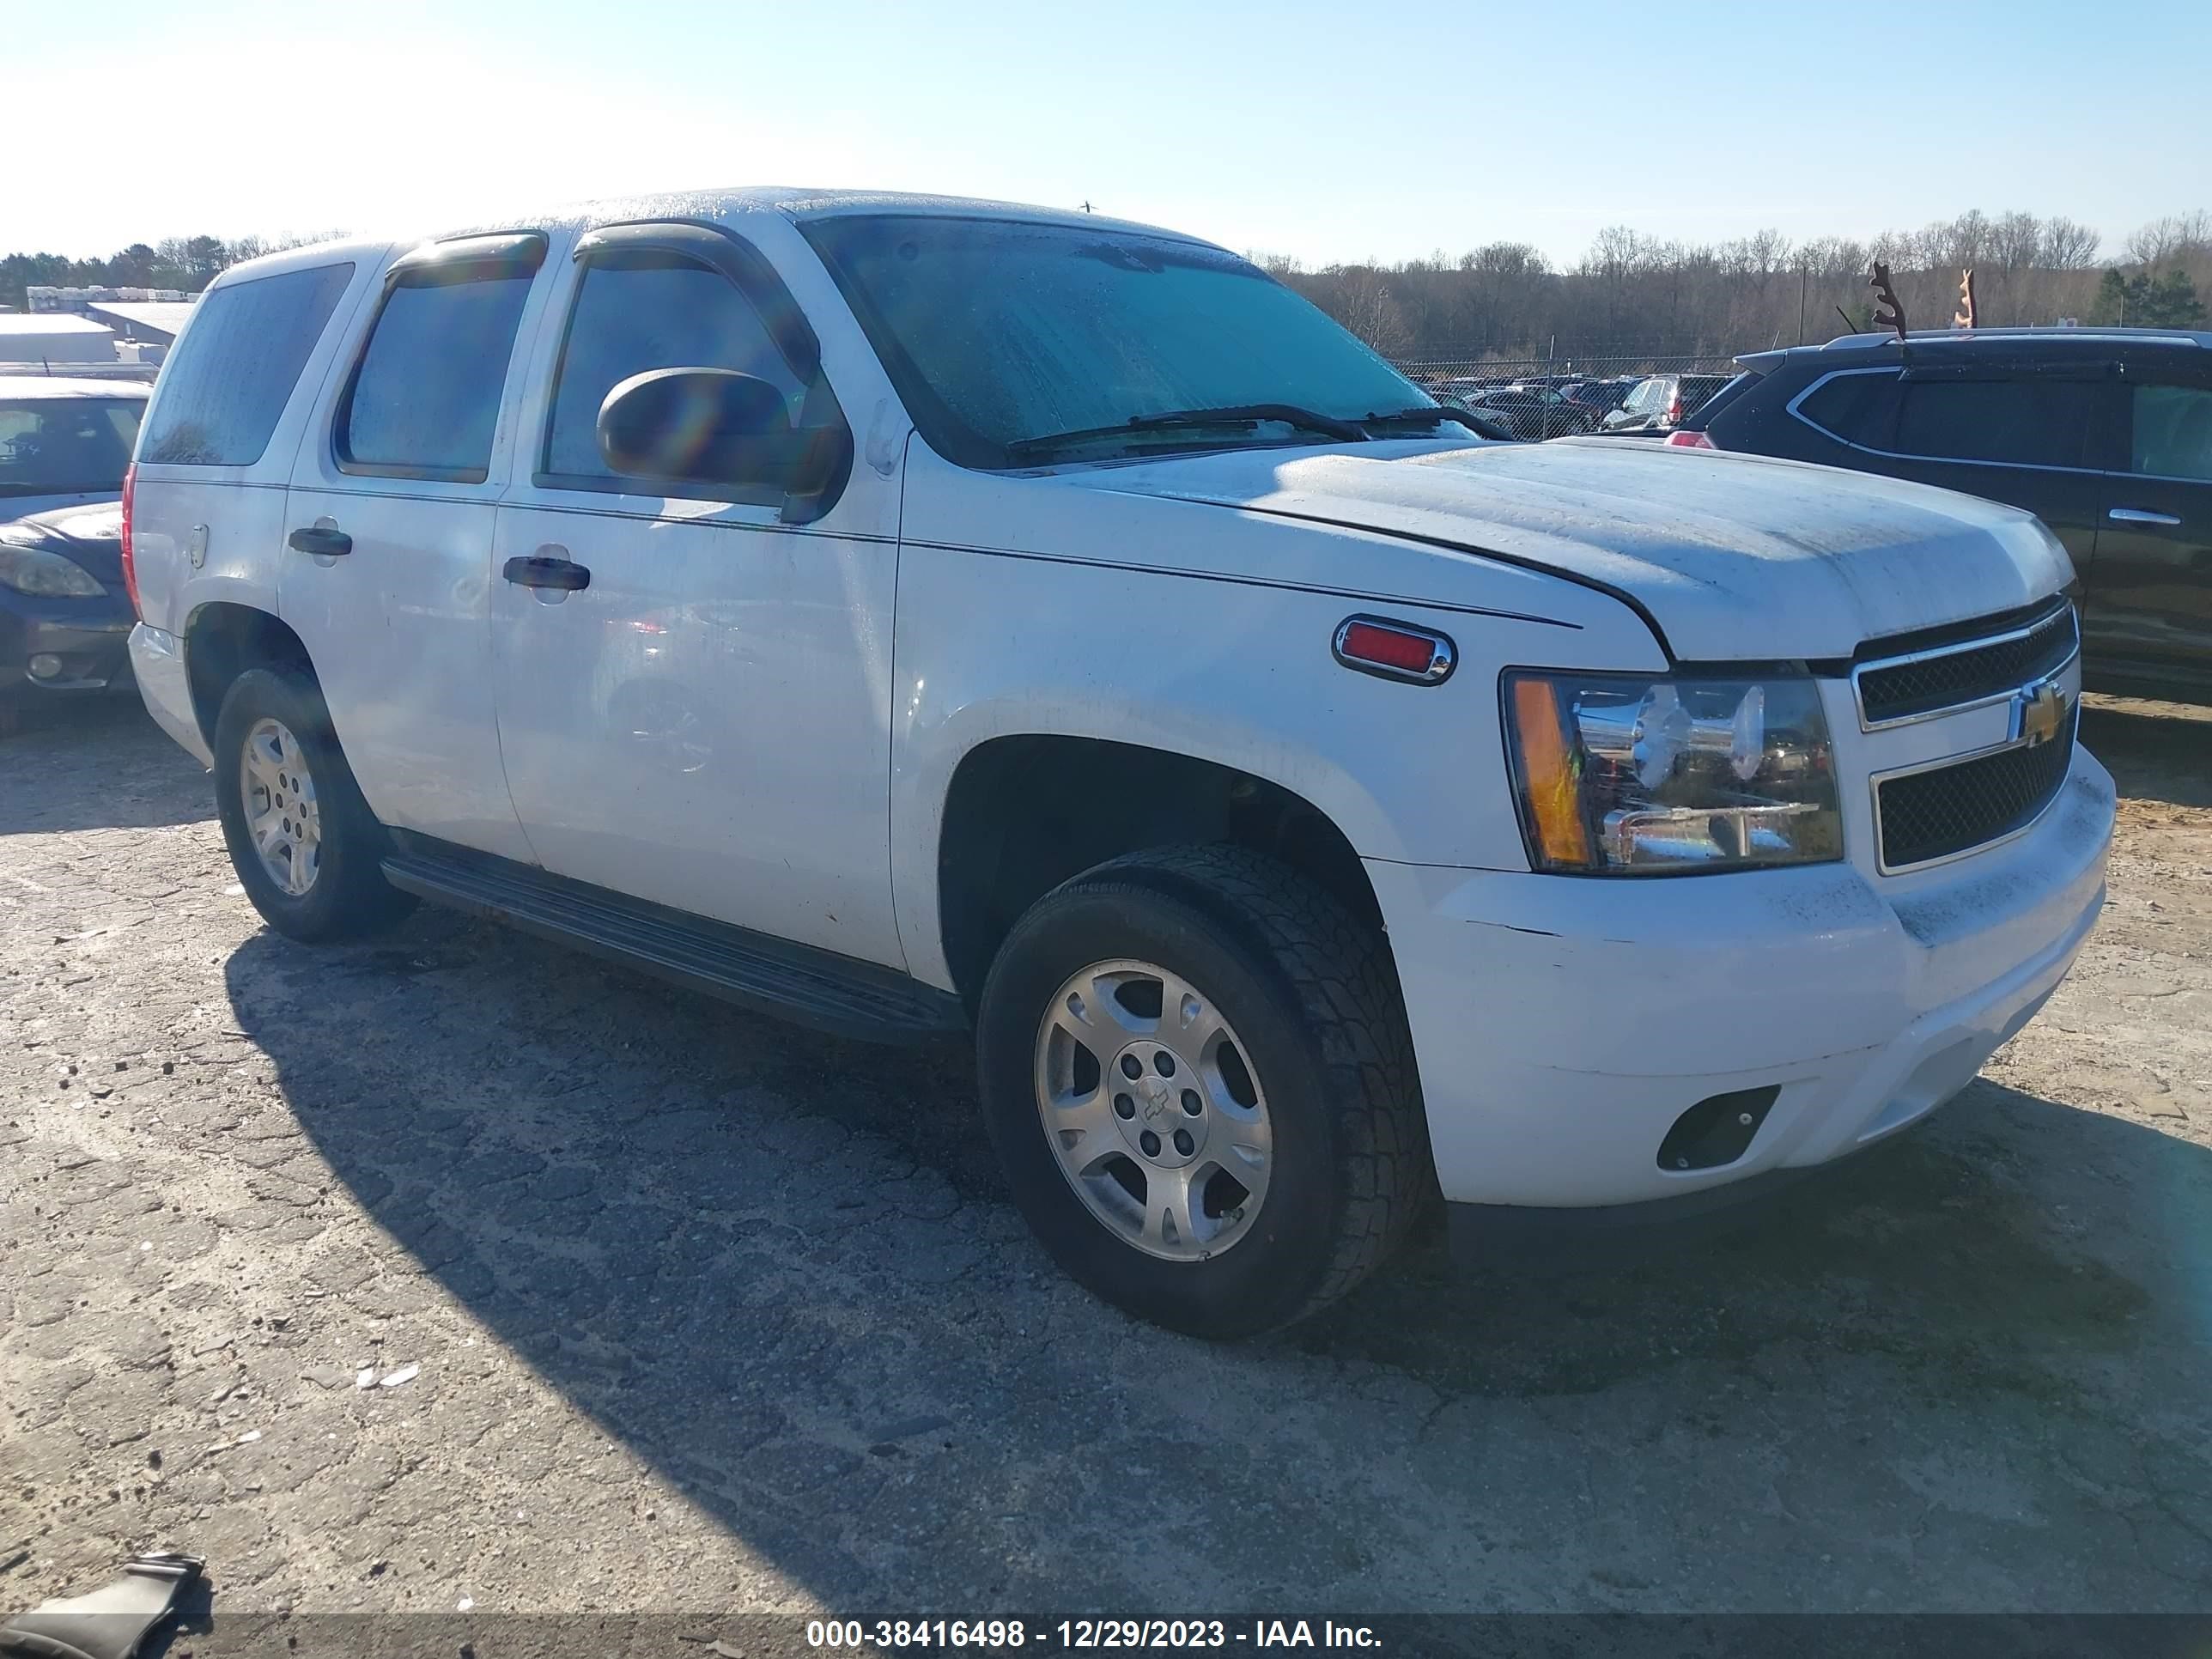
[1657,1085,1782,1172]
[27,653,64,681]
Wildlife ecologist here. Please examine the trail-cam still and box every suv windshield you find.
[0,397,143,500]
[802,214,1436,468]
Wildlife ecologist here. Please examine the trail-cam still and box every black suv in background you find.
[1677,328,2212,705]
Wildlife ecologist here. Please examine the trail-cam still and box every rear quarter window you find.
[138,263,355,466]
[1796,371,1904,447]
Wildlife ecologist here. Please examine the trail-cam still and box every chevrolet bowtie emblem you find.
[2014,677,2072,747]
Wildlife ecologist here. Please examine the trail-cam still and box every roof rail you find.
[1819,326,2208,349]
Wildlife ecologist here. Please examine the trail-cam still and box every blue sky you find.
[17,0,2209,266]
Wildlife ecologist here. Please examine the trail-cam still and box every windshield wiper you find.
[1006,403,1369,459]
[1361,405,1509,439]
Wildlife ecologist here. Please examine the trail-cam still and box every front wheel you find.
[975,846,1432,1339]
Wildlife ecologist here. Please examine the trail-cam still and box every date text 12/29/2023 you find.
[805,1621,1383,1650]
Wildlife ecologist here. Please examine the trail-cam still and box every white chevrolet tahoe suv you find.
[123,190,2115,1338]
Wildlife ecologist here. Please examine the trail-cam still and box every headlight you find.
[0,543,107,599]
[1504,670,1841,873]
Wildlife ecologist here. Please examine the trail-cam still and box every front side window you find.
[803,214,1434,468]
[338,257,538,482]
[542,253,810,489]
[138,263,353,466]
[0,398,143,499]
[2130,384,2212,481]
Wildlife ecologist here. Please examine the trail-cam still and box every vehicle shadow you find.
[222,902,2212,1606]
[2080,695,2212,811]
[0,700,213,834]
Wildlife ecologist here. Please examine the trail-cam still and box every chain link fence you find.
[1382,349,1742,440]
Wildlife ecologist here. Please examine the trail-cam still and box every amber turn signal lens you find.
[1509,677,1592,868]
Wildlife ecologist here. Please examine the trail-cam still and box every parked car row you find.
[1600,372,1732,434]
[1412,371,1731,441]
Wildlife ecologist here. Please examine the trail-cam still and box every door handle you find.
[287,525,352,557]
[501,552,592,592]
[2107,507,2182,526]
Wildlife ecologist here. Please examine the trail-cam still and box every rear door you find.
[282,233,558,861]
[2091,373,2212,694]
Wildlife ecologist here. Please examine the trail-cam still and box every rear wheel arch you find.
[184,603,315,750]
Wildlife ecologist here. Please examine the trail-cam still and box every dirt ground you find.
[3,694,2209,1617]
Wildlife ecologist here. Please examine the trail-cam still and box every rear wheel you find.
[976,845,1431,1338]
[213,667,414,942]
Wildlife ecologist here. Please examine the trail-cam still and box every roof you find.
[234,187,1213,276]
[0,313,115,337]
[204,187,1224,307]
[83,301,196,340]
[0,374,149,399]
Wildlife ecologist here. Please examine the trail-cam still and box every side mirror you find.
[597,368,793,487]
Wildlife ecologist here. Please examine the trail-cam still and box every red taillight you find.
[119,463,140,617]
[1665,397,1685,425]
[1334,617,1456,684]
[1663,430,1717,450]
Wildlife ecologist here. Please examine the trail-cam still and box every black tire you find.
[975,845,1432,1339]
[212,666,415,943]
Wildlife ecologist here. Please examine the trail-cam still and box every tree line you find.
[1261,209,2212,362]
[0,234,342,312]
[7,209,2208,360]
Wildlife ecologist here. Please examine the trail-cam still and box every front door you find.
[488,221,905,967]
[282,232,556,863]
[2089,374,2212,696]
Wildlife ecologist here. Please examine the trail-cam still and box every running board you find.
[381,839,967,1045]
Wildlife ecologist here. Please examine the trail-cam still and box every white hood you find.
[1082,439,2074,660]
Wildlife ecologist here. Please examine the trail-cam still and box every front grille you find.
[1875,720,2076,870]
[1856,603,2078,726]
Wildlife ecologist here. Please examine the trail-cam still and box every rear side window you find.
[138,264,353,466]
[2131,385,2212,480]
[541,253,807,488]
[337,246,541,483]
[1894,378,2100,469]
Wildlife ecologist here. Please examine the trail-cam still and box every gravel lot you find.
[3,696,2209,1617]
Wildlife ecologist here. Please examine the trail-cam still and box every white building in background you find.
[25,284,189,313]
[0,313,121,364]
[83,301,195,365]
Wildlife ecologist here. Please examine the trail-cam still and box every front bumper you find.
[0,593,136,697]
[1370,744,2115,1220]
[128,623,213,767]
